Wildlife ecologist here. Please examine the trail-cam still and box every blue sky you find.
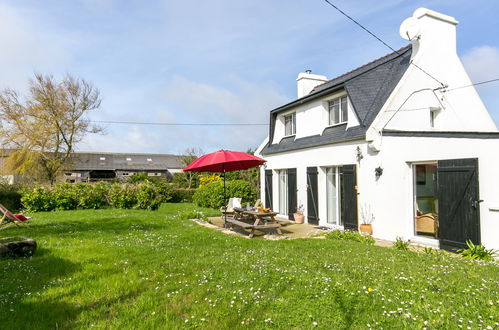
[1,0,498,155]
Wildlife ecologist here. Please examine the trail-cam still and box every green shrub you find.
[52,183,79,210]
[21,186,56,212]
[77,182,109,209]
[107,183,138,209]
[21,182,166,212]
[393,237,410,251]
[135,182,162,210]
[154,181,173,203]
[0,183,23,211]
[323,229,375,245]
[458,240,497,261]
[171,188,196,203]
[192,180,257,209]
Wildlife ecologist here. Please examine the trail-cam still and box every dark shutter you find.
[307,167,319,225]
[287,168,297,220]
[341,165,358,231]
[264,170,273,209]
[437,158,480,251]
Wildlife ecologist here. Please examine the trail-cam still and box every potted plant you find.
[359,205,374,235]
[294,204,305,224]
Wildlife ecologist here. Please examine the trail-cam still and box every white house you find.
[255,8,499,251]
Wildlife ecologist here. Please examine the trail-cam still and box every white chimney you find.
[296,71,328,98]
[400,8,459,59]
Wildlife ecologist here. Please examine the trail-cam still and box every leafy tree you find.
[0,73,102,183]
[178,147,203,188]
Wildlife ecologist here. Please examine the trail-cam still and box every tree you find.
[0,73,102,183]
[178,147,204,188]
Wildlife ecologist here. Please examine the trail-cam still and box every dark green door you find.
[307,167,319,225]
[287,168,297,220]
[437,158,480,251]
[341,165,358,231]
[264,170,273,209]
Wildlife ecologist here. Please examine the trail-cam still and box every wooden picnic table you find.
[227,209,282,238]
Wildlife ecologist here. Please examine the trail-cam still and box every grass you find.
[0,203,498,329]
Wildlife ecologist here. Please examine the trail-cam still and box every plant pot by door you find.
[360,224,373,235]
[294,213,305,224]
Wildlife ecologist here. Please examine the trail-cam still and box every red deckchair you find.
[0,204,30,231]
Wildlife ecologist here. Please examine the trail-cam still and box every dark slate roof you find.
[68,152,183,171]
[261,45,412,155]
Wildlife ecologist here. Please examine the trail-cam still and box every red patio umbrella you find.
[183,150,266,225]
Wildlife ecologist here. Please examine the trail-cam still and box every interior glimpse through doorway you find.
[413,163,438,238]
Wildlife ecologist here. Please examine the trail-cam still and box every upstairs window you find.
[284,113,296,136]
[328,96,348,125]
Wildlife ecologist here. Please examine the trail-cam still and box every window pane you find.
[414,164,438,238]
[329,100,340,125]
[341,97,348,122]
[285,116,291,135]
[279,170,288,214]
[292,113,296,134]
[326,168,338,224]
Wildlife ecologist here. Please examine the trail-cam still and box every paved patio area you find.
[192,216,397,247]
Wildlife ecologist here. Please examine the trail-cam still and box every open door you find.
[341,165,358,231]
[287,168,297,220]
[307,167,319,225]
[264,169,273,209]
[437,158,480,251]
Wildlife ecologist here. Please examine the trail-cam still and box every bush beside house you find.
[193,180,257,208]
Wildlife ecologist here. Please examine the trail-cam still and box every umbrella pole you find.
[223,167,227,228]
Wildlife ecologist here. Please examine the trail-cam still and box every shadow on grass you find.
[0,250,80,327]
[23,217,169,239]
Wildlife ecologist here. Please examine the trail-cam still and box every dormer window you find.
[284,113,296,136]
[328,96,348,125]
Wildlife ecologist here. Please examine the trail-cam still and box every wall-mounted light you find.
[356,146,363,162]
[375,167,383,179]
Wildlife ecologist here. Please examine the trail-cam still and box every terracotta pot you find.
[294,213,305,224]
[360,224,373,235]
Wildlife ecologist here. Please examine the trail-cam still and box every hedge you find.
[170,189,196,203]
[192,180,257,209]
[21,181,165,212]
[0,184,23,212]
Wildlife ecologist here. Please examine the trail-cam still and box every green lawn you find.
[0,204,497,329]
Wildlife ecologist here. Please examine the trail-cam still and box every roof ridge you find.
[313,44,411,90]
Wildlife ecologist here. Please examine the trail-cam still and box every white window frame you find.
[327,95,348,126]
[284,113,296,136]
[325,167,342,226]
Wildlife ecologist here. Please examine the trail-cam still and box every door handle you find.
[471,199,484,209]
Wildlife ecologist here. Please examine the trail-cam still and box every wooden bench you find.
[226,218,282,238]
[226,218,254,229]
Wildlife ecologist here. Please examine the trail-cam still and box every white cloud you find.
[461,46,499,125]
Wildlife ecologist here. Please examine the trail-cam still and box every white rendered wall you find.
[368,8,497,149]
[259,136,499,250]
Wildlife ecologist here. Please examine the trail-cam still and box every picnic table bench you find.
[226,210,282,238]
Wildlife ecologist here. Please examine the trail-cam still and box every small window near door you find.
[326,167,342,226]
[278,169,288,214]
[413,163,438,238]
[284,113,296,136]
